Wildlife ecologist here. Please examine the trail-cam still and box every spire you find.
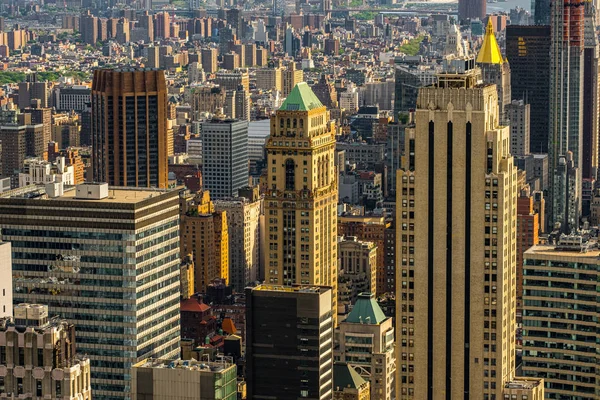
[476,19,504,64]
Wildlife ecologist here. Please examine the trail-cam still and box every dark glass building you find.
[246,285,333,399]
[506,25,551,154]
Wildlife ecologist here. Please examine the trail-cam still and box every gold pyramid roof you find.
[476,19,504,64]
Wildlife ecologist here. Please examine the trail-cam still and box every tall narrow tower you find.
[583,0,599,181]
[548,0,585,231]
[477,20,511,125]
[396,60,521,398]
[91,68,169,189]
[264,83,338,323]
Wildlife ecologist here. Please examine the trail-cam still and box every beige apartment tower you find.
[264,83,338,323]
[396,63,522,399]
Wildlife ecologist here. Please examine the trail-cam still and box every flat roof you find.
[0,185,174,204]
[134,358,234,372]
[524,243,600,261]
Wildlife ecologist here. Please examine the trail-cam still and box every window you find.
[285,159,295,190]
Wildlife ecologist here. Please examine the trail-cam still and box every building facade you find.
[522,236,598,399]
[506,25,551,154]
[246,285,334,399]
[0,304,91,399]
[396,63,522,398]
[91,68,169,189]
[337,237,377,313]
[201,118,249,200]
[132,358,237,400]
[180,190,229,293]
[0,183,181,399]
[336,293,396,400]
[548,0,585,232]
[506,100,531,156]
[264,83,338,322]
[214,188,261,292]
[0,242,12,318]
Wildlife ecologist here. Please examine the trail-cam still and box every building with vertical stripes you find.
[396,60,542,399]
[0,183,181,400]
[91,68,169,189]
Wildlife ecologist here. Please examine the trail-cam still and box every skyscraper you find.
[522,236,598,399]
[582,1,599,181]
[180,190,229,292]
[395,61,538,398]
[506,25,551,154]
[476,20,511,124]
[91,68,169,189]
[214,187,262,292]
[264,83,338,322]
[0,183,181,400]
[336,293,396,399]
[246,285,333,399]
[201,117,249,199]
[548,0,585,231]
[458,0,485,21]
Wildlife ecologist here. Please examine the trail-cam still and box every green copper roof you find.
[333,362,367,390]
[345,293,387,325]
[279,82,323,111]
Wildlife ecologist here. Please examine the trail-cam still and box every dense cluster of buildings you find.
[0,0,598,398]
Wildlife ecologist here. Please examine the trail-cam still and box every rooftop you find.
[0,184,173,204]
[253,284,327,294]
[524,239,600,260]
[504,378,542,390]
[345,293,387,325]
[334,362,368,391]
[134,358,234,373]
[279,82,324,111]
[476,19,504,65]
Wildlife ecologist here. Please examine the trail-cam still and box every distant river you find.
[486,0,531,13]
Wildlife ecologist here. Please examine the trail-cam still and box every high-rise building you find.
[583,2,599,181]
[154,11,170,39]
[337,236,377,312]
[201,48,218,73]
[215,69,250,93]
[338,215,388,295]
[333,363,371,400]
[246,285,334,399]
[264,83,338,322]
[180,190,229,292]
[458,0,485,21]
[282,62,303,97]
[516,187,539,313]
[201,117,249,199]
[336,293,396,400]
[81,11,98,45]
[506,100,531,156]
[533,0,551,24]
[396,61,536,398]
[522,236,598,399]
[132,358,237,400]
[0,304,91,399]
[0,183,181,400]
[214,187,262,292]
[476,20,511,124]
[18,74,50,109]
[312,74,338,109]
[255,67,283,92]
[506,25,551,154]
[548,0,585,232]
[91,68,169,189]
[0,242,12,318]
